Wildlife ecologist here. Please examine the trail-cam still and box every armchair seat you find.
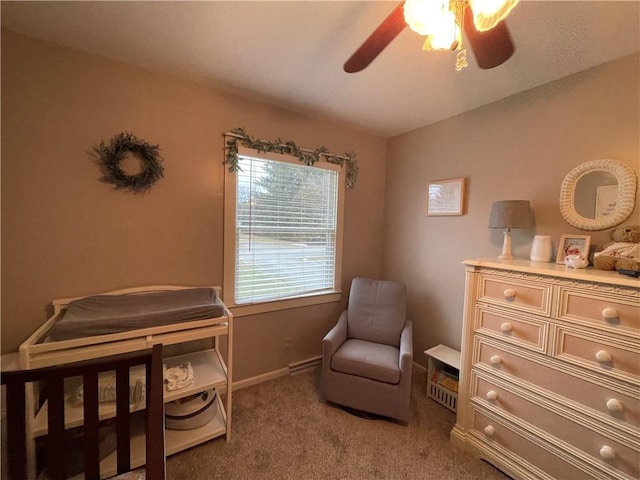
[321,277,412,422]
[331,339,400,384]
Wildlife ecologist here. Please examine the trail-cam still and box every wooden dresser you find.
[451,259,639,480]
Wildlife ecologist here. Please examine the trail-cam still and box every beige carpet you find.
[165,368,511,480]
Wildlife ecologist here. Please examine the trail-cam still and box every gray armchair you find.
[321,277,413,422]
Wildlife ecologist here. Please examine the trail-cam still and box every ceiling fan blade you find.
[463,4,515,69]
[344,1,407,73]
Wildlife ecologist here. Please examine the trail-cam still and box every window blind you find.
[235,155,339,304]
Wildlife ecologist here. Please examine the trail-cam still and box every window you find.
[224,148,344,315]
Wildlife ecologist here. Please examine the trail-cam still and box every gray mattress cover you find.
[47,287,225,341]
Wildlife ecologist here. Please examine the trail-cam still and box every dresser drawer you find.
[475,338,640,430]
[472,410,589,480]
[474,305,548,353]
[553,327,640,383]
[478,274,552,316]
[558,287,640,337]
[473,376,640,480]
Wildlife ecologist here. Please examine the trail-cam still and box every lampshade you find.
[488,200,532,229]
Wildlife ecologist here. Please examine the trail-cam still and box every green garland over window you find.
[223,127,359,188]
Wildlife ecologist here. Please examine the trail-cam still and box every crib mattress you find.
[47,287,225,341]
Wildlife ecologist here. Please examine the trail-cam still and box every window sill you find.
[227,291,342,317]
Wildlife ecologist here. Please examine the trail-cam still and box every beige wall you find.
[0,30,388,380]
[3,30,639,377]
[382,53,640,357]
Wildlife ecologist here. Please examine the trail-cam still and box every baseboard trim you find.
[230,355,323,391]
[288,355,321,375]
[232,367,289,391]
[413,361,427,374]
[230,359,426,392]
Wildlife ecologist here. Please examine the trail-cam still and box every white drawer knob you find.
[595,350,612,362]
[503,288,515,299]
[606,398,623,412]
[601,307,618,320]
[599,445,615,460]
[500,322,513,332]
[483,425,495,437]
[486,390,498,401]
[490,355,502,365]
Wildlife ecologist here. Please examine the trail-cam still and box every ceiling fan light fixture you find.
[404,0,462,51]
[469,0,519,32]
[421,9,460,50]
[404,0,447,36]
[343,0,517,73]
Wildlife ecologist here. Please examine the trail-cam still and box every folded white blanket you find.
[163,361,194,391]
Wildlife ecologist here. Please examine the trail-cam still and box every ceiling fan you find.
[344,0,519,73]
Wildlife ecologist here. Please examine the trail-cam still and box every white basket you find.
[428,382,458,412]
[425,344,461,413]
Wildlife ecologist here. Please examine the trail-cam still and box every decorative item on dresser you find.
[451,259,639,480]
[556,234,591,265]
[488,201,532,260]
[529,235,553,263]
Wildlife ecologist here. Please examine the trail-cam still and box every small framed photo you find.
[425,177,466,216]
[556,234,591,264]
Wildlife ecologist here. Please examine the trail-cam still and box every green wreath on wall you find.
[93,132,164,194]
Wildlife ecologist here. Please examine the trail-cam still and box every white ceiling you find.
[2,1,639,138]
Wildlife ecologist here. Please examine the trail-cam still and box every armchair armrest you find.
[323,310,348,358]
[399,320,413,375]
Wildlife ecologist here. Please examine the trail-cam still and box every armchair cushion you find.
[331,339,401,384]
[347,278,406,347]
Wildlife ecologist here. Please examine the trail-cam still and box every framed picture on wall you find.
[556,234,591,264]
[425,177,466,216]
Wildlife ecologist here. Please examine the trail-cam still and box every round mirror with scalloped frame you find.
[559,159,637,231]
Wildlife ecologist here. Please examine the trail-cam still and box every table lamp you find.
[488,200,532,260]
